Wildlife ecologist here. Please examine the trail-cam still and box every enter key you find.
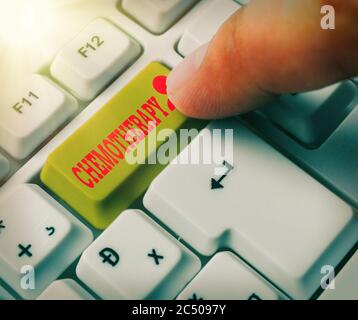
[41,62,205,229]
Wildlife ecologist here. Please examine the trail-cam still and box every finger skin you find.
[167,0,358,119]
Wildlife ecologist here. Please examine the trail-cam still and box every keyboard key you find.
[0,284,15,300]
[319,250,358,300]
[178,0,241,56]
[144,119,358,299]
[122,0,197,34]
[51,18,141,101]
[37,279,95,300]
[261,81,357,147]
[177,252,284,300]
[77,209,200,299]
[0,154,10,182]
[0,75,77,160]
[0,184,93,299]
[244,96,358,210]
[41,62,205,229]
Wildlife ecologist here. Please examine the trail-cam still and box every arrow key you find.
[0,220,5,233]
[211,160,234,190]
[144,120,358,299]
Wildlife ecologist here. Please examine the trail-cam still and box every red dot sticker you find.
[152,75,167,95]
[167,99,175,111]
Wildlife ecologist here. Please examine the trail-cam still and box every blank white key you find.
[51,18,141,101]
[0,284,15,300]
[178,0,241,56]
[0,184,93,299]
[37,279,95,300]
[261,81,357,147]
[178,252,284,300]
[0,75,77,160]
[0,154,10,182]
[319,250,358,300]
[122,0,197,34]
[76,209,201,300]
[144,119,358,299]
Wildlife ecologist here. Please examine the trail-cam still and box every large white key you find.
[319,250,358,300]
[122,0,197,34]
[0,154,10,182]
[37,279,95,300]
[178,0,241,56]
[51,18,141,101]
[0,284,14,300]
[261,81,357,147]
[144,119,358,299]
[76,209,201,300]
[178,252,284,300]
[0,184,93,299]
[0,75,77,160]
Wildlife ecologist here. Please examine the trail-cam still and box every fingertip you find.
[167,44,210,117]
[167,43,209,93]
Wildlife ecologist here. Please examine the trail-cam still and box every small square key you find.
[177,252,285,300]
[76,210,201,299]
[0,184,93,299]
[122,0,197,34]
[51,18,141,101]
[0,75,77,159]
[261,81,357,147]
[178,0,241,56]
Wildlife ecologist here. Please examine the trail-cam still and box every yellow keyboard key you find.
[41,62,205,229]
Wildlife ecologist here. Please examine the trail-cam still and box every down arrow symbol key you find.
[211,160,234,190]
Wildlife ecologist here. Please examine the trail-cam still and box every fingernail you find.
[167,43,209,93]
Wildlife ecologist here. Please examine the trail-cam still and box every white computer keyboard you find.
[0,0,357,300]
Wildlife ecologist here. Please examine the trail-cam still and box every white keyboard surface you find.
[0,0,357,300]
[37,279,95,300]
[0,284,15,300]
[319,250,358,300]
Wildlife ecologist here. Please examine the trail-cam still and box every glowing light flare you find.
[0,0,107,98]
[0,0,58,46]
